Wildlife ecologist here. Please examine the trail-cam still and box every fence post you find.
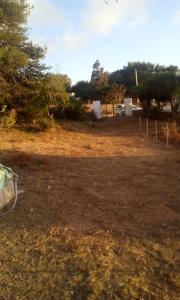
[112,103,115,116]
[166,122,169,146]
[174,121,177,135]
[155,120,158,142]
[139,116,142,134]
[146,118,149,137]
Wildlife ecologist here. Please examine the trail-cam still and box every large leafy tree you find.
[90,60,108,88]
[19,72,71,122]
[109,62,179,91]
[71,81,92,102]
[133,71,180,112]
[0,0,47,115]
[44,73,71,108]
[0,0,27,105]
[110,62,180,112]
[102,83,126,115]
[90,60,109,100]
[103,83,126,104]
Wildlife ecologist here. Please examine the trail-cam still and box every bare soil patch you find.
[0,117,179,299]
[1,117,179,239]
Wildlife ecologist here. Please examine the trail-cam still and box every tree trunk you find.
[170,97,180,114]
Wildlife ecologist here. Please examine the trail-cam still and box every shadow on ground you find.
[0,149,179,243]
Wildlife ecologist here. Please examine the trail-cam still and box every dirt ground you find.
[0,117,179,241]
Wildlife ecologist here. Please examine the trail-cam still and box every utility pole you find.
[135,69,139,105]
[55,65,60,74]
[135,69,139,87]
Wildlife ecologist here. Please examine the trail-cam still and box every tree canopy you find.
[108,62,180,112]
[0,0,47,110]
[0,0,73,126]
[1,1,180,125]
[72,60,126,105]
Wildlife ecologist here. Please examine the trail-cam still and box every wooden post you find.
[155,120,158,142]
[146,118,149,137]
[166,122,169,146]
[139,116,142,134]
[112,103,114,116]
[174,121,177,135]
[135,69,139,86]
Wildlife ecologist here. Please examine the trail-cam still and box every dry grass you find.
[166,122,180,144]
[140,118,180,145]
[0,117,179,299]
[0,228,179,300]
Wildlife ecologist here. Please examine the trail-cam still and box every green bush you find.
[0,107,16,129]
[35,117,55,131]
[63,100,86,121]
[52,100,86,121]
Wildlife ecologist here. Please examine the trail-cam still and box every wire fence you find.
[138,117,180,146]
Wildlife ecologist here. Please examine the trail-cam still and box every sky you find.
[27,0,180,84]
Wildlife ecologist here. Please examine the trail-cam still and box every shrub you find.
[63,100,86,121]
[0,107,16,129]
[34,117,55,131]
[52,100,86,121]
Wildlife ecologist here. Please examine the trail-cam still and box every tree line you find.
[0,0,82,130]
[72,60,180,115]
[1,0,180,130]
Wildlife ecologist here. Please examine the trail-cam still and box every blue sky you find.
[28,0,180,84]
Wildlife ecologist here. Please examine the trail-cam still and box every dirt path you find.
[0,117,180,241]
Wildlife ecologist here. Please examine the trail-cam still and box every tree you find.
[0,0,47,119]
[0,0,26,106]
[90,59,109,100]
[102,83,126,115]
[109,62,180,114]
[71,81,92,102]
[104,83,126,104]
[44,73,70,108]
[109,62,179,95]
[133,72,180,112]
[172,88,180,113]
